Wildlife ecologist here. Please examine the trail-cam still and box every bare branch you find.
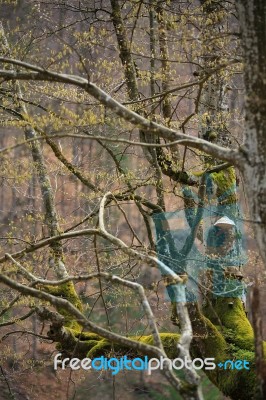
[0,57,243,165]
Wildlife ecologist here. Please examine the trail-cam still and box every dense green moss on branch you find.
[211,298,254,350]
[40,282,83,330]
[211,166,237,205]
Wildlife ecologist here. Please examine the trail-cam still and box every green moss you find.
[211,166,236,205]
[203,298,254,351]
[212,298,254,350]
[138,333,180,359]
[84,333,181,359]
[72,331,102,341]
[195,327,257,400]
[214,346,257,400]
[87,339,112,358]
[232,347,255,362]
[187,303,229,361]
[200,320,228,360]
[217,365,257,400]
[42,282,83,330]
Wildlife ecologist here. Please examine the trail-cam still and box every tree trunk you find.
[237,0,266,268]
[237,2,266,398]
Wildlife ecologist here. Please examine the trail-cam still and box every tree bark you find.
[237,0,266,267]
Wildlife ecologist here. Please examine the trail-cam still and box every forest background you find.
[0,1,265,399]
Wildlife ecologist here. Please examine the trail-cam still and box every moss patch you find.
[212,298,254,350]
[211,166,236,205]
[138,333,180,359]
[42,282,83,330]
